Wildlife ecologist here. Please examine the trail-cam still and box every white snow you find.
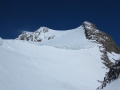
[102,52,120,90]
[107,52,120,63]
[17,26,96,47]
[40,26,97,47]
[103,76,120,90]
[0,25,119,90]
[0,40,106,90]
[84,21,92,26]
[0,37,3,45]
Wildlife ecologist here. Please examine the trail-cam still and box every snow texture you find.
[0,24,120,90]
[0,40,106,90]
[17,26,96,47]
[107,52,120,63]
[103,76,120,90]
[0,37,3,45]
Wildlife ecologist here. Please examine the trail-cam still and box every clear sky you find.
[0,0,120,47]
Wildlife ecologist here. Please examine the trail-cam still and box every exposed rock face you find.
[97,60,120,90]
[16,27,54,42]
[83,21,120,67]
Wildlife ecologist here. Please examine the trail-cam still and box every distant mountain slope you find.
[16,21,120,67]
[16,25,95,47]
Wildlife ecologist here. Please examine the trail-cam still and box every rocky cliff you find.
[83,21,120,67]
[16,27,54,42]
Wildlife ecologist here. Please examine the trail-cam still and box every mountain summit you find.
[82,21,120,67]
[83,21,120,54]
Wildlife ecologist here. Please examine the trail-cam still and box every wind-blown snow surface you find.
[0,40,107,90]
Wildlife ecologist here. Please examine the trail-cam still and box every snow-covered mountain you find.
[17,21,120,67]
[0,21,120,90]
[16,22,94,47]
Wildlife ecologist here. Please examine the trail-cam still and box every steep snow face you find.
[0,37,3,45]
[0,40,106,90]
[16,26,95,47]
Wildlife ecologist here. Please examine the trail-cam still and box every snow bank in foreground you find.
[0,40,107,90]
[0,37,3,45]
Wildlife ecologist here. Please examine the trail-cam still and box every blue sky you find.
[0,0,120,46]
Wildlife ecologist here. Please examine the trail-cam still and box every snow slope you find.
[1,24,120,90]
[103,77,120,90]
[40,26,94,47]
[0,39,106,90]
[0,37,3,45]
[17,26,96,47]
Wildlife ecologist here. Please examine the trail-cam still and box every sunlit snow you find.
[0,26,119,90]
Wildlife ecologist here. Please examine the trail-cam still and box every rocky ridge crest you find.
[16,21,120,67]
[16,27,54,42]
[83,21,120,67]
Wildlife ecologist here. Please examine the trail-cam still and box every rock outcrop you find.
[83,21,120,67]
[97,60,120,90]
[16,27,54,42]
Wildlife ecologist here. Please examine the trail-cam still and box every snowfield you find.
[0,24,120,90]
[0,40,106,90]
